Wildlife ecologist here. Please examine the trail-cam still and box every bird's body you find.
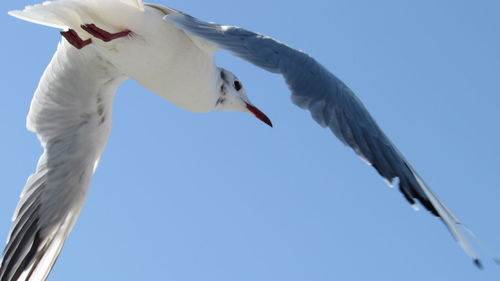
[13,0,222,113]
[1,0,487,280]
[85,3,222,112]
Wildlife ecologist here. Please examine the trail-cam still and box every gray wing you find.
[165,12,481,266]
[0,40,123,281]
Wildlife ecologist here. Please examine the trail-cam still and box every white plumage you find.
[1,0,486,280]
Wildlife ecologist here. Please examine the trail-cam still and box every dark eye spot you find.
[234,80,242,91]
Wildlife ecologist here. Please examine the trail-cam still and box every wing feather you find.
[165,12,481,266]
[0,41,125,281]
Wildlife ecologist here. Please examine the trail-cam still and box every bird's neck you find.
[140,54,222,113]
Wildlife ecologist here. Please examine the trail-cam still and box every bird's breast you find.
[88,6,219,113]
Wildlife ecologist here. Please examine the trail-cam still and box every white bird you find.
[1,0,484,280]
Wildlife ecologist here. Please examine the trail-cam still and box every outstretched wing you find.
[165,12,481,266]
[0,40,124,281]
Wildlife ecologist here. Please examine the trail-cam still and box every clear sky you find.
[1,0,499,281]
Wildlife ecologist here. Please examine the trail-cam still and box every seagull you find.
[2,0,484,280]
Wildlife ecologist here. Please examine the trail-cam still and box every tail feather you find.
[8,0,146,31]
[8,2,83,29]
[120,0,144,11]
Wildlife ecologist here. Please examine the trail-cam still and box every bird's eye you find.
[234,80,242,91]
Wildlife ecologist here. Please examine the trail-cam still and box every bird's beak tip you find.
[246,103,273,127]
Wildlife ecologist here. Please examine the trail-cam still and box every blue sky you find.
[1,0,499,280]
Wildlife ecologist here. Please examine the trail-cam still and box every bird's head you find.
[215,67,272,127]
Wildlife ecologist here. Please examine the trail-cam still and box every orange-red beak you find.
[246,103,273,127]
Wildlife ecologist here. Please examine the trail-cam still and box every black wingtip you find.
[474,258,483,269]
